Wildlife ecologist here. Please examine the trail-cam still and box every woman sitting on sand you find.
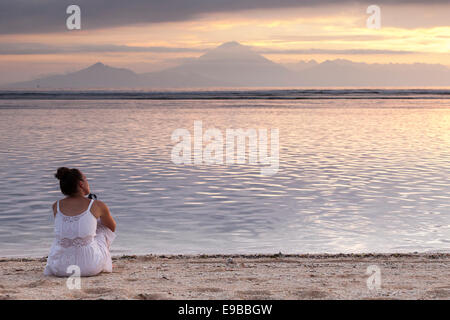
[44,167,116,277]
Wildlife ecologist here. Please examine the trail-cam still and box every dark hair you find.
[55,167,83,196]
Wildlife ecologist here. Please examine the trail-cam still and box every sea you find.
[0,89,449,257]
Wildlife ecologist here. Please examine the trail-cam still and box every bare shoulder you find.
[94,200,109,210]
[92,200,110,215]
[52,201,57,216]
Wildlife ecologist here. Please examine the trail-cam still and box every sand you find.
[0,253,449,300]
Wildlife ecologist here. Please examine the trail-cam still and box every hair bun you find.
[55,167,71,180]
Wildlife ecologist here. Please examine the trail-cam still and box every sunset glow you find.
[0,1,449,84]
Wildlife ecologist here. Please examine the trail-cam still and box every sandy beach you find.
[0,253,449,300]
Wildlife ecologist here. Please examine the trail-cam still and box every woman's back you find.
[45,167,116,277]
[54,199,97,248]
[45,198,116,277]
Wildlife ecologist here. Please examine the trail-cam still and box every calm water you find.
[0,96,449,257]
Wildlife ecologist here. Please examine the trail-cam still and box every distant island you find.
[4,42,450,89]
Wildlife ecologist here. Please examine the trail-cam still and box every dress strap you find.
[87,199,95,212]
[56,200,60,213]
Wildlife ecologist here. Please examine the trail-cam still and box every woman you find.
[44,167,116,277]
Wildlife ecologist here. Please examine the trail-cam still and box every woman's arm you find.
[96,200,117,232]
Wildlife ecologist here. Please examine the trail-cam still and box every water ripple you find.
[0,99,449,257]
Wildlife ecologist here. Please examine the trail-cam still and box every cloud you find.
[0,43,207,55]
[0,0,448,34]
[0,42,417,56]
[267,35,407,42]
[258,48,416,55]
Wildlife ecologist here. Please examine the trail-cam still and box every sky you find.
[0,0,449,84]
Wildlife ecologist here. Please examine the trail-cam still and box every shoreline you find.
[1,253,449,300]
[2,250,449,260]
[1,251,449,261]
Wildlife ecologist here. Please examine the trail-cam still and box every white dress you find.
[44,199,116,277]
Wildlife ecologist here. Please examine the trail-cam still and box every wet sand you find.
[0,253,449,300]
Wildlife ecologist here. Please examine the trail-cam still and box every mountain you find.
[289,59,450,87]
[4,42,297,89]
[7,62,141,89]
[3,42,450,88]
[154,41,297,87]
[139,68,232,88]
[283,60,319,72]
